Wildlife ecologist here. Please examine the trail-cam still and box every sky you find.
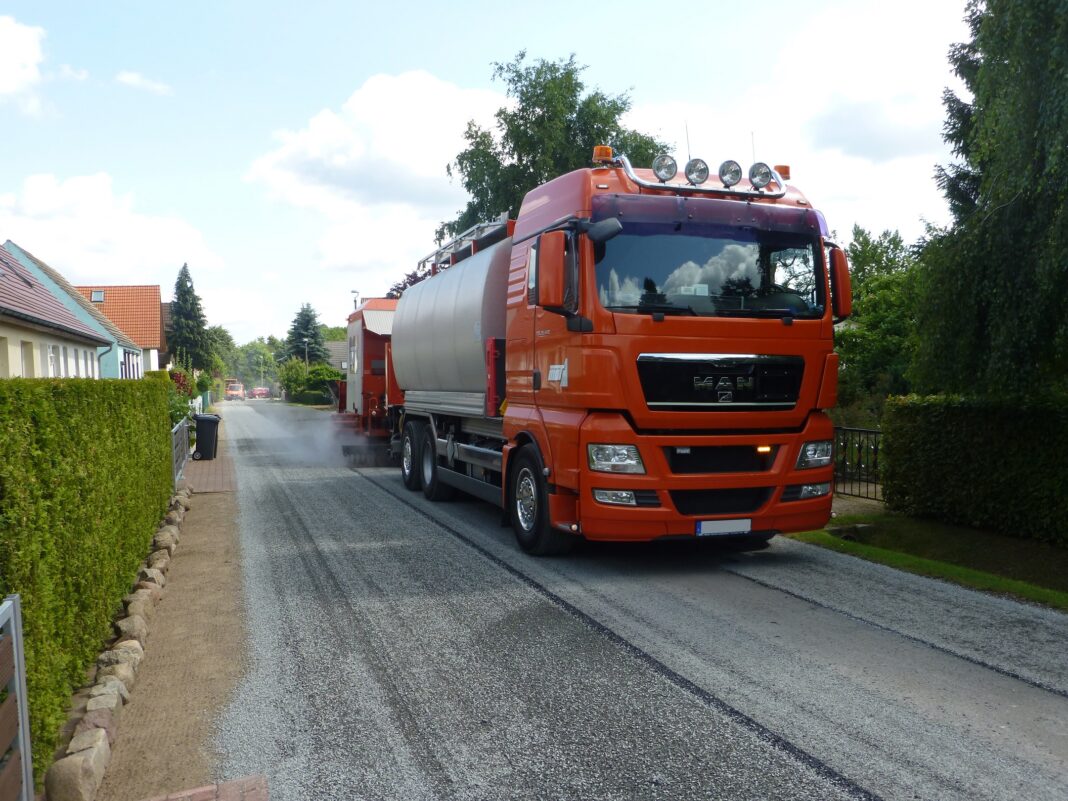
[0,1,969,344]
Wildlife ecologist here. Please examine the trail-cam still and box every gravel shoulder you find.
[96,491,246,801]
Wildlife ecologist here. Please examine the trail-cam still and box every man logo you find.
[694,375,754,402]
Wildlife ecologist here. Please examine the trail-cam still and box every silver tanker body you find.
[391,238,511,418]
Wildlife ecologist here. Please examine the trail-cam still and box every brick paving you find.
[181,416,237,493]
[138,775,268,801]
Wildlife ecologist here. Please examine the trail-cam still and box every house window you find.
[0,336,9,378]
[21,341,35,377]
[91,290,104,302]
[73,348,81,377]
[45,344,57,377]
[61,346,69,377]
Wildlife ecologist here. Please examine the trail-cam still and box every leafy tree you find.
[169,264,213,370]
[834,226,920,425]
[319,324,347,342]
[306,363,344,401]
[285,303,330,364]
[386,52,667,297]
[237,339,277,387]
[266,335,287,365]
[206,325,238,376]
[277,358,308,398]
[913,0,1068,395]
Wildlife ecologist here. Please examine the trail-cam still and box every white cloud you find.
[248,70,505,298]
[115,70,172,96]
[0,15,45,113]
[58,64,88,82]
[0,172,224,290]
[624,0,969,244]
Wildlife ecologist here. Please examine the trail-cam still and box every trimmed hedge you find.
[882,395,1068,545]
[0,378,171,779]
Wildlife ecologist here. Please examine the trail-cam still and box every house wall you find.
[0,322,101,379]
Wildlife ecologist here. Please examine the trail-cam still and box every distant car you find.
[251,386,270,399]
[225,382,245,401]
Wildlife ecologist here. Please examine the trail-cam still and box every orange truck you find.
[388,147,851,554]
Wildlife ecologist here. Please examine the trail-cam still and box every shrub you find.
[882,395,1068,545]
[0,378,171,781]
[290,389,333,405]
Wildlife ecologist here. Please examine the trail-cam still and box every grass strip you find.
[789,530,1068,612]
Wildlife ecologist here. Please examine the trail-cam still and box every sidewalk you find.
[182,417,237,494]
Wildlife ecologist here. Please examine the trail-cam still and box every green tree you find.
[385,52,667,297]
[277,358,308,398]
[834,226,920,425]
[913,0,1068,395]
[285,304,329,364]
[206,325,238,376]
[238,339,277,387]
[319,324,347,342]
[169,264,212,370]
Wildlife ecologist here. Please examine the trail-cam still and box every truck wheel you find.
[400,421,422,491]
[510,445,574,556]
[420,425,455,501]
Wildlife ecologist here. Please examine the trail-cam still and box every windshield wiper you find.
[713,308,801,318]
[607,303,698,316]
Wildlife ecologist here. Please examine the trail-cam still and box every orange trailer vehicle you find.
[388,148,852,555]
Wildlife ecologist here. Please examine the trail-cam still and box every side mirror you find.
[830,248,852,321]
[586,218,623,244]
[537,231,566,309]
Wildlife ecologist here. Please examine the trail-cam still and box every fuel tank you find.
[391,238,511,394]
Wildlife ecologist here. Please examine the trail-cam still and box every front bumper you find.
[567,412,834,542]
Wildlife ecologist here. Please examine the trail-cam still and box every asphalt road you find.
[215,401,1068,800]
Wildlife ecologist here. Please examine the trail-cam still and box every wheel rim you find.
[515,467,537,532]
[402,435,413,477]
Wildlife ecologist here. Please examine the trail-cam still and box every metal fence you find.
[834,427,883,500]
[0,595,33,801]
[172,418,190,486]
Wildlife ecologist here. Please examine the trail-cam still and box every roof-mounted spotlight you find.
[684,158,709,185]
[718,160,743,188]
[651,154,678,182]
[749,162,773,190]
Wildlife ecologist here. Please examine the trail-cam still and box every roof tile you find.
[74,285,164,349]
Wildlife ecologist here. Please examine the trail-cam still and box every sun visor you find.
[591,193,827,237]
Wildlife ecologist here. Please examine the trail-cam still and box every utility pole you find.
[303,337,309,366]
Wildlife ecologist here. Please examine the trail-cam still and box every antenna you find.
[685,122,692,162]
[751,131,756,163]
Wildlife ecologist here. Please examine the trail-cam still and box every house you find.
[3,241,145,379]
[325,341,348,373]
[74,285,167,371]
[0,246,110,378]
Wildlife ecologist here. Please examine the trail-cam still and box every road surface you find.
[214,402,1068,800]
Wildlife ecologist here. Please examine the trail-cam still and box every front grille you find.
[669,487,771,516]
[665,445,778,474]
[633,490,661,507]
[637,354,803,411]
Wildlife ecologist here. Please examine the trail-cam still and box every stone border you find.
[44,488,193,801]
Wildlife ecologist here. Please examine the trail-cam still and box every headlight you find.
[798,482,831,499]
[588,444,645,474]
[651,154,677,182]
[749,162,773,189]
[684,158,709,185]
[719,160,742,187]
[593,489,637,506]
[796,440,833,469]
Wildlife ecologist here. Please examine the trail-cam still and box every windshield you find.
[594,225,824,319]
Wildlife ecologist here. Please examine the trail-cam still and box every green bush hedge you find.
[0,378,171,779]
[290,390,334,405]
[882,395,1068,545]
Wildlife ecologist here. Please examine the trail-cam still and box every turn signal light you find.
[774,164,791,180]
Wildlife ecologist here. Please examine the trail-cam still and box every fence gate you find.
[0,595,32,801]
[172,418,190,487]
[834,427,883,500]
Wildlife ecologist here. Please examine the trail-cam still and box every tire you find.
[192,451,202,461]
[420,424,455,501]
[509,445,574,555]
[400,421,422,491]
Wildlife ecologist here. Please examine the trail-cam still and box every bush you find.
[0,378,172,780]
[290,390,333,405]
[882,395,1068,545]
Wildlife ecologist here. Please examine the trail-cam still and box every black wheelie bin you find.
[192,413,221,460]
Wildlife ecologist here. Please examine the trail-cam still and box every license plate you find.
[696,518,752,537]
